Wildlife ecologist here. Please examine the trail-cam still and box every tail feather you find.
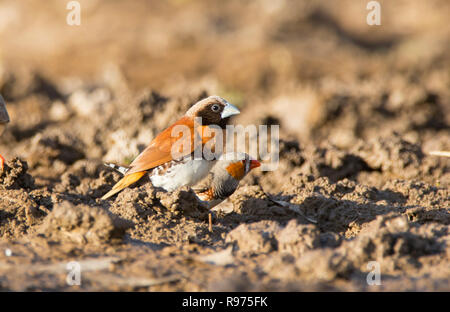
[105,163,128,175]
[101,171,146,200]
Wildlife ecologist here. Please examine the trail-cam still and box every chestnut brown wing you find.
[125,116,198,175]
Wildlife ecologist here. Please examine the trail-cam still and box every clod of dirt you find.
[276,219,332,254]
[301,144,370,182]
[26,132,85,171]
[230,185,272,215]
[295,248,354,282]
[348,214,446,264]
[0,190,43,237]
[110,184,206,222]
[261,247,354,286]
[54,159,115,197]
[226,219,340,256]
[109,185,159,222]
[0,157,34,189]
[353,134,424,178]
[226,221,281,254]
[158,186,207,218]
[38,201,132,244]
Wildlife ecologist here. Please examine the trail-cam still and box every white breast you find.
[150,158,215,192]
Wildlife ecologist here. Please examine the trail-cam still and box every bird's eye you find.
[211,104,220,112]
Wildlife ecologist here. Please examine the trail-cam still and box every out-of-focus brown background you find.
[1,0,449,146]
[0,0,449,291]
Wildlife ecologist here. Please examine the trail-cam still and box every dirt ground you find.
[0,0,449,291]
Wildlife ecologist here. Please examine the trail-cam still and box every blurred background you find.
[0,0,448,184]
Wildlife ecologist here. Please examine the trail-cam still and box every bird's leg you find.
[196,199,213,232]
[208,212,213,233]
[207,211,218,233]
[0,154,4,171]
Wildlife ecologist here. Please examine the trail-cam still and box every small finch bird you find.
[0,94,10,170]
[192,152,261,209]
[101,96,240,199]
[192,152,260,231]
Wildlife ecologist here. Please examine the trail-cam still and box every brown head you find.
[185,96,240,127]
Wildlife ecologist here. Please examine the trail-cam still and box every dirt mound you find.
[0,190,43,238]
[38,201,132,245]
[0,158,34,189]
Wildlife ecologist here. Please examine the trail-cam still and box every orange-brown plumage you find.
[125,116,196,175]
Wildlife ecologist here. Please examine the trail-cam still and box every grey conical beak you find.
[221,102,240,119]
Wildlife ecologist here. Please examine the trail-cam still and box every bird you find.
[193,152,260,231]
[101,95,240,200]
[192,152,261,210]
[0,94,10,171]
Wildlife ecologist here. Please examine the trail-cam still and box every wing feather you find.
[101,171,147,200]
[126,117,196,175]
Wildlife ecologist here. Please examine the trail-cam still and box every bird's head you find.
[217,152,261,181]
[185,96,240,127]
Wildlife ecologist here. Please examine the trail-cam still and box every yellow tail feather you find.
[101,171,147,200]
